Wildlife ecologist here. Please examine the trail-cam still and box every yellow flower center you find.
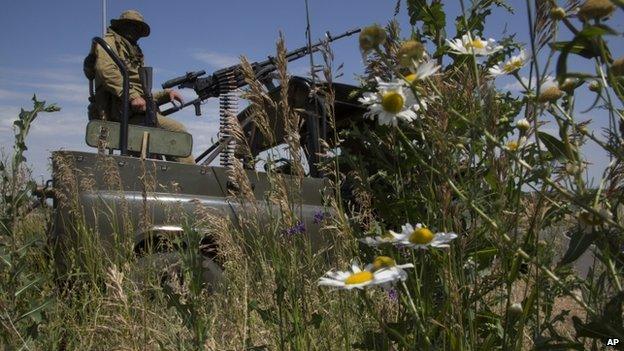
[344,271,374,285]
[381,91,405,113]
[468,39,486,49]
[507,141,519,151]
[372,256,396,271]
[409,227,434,245]
[405,73,418,84]
[503,59,523,73]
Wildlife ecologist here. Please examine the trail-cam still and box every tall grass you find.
[2,1,624,349]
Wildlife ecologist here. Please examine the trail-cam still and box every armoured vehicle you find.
[46,29,366,283]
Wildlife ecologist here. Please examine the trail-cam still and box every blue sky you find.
[0,1,622,182]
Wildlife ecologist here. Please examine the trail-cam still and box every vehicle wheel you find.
[133,250,223,291]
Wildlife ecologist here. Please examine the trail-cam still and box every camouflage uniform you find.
[89,10,194,164]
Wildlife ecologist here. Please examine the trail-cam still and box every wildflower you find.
[313,210,327,224]
[446,34,502,56]
[516,118,531,132]
[317,261,406,290]
[589,80,601,92]
[506,141,520,151]
[387,289,399,302]
[537,77,564,103]
[365,256,414,289]
[397,40,425,68]
[488,50,527,77]
[406,59,441,82]
[395,223,458,250]
[366,256,414,272]
[610,56,624,76]
[359,24,386,53]
[358,78,420,126]
[550,7,567,20]
[506,136,527,152]
[578,0,616,21]
[359,230,403,247]
[284,221,306,236]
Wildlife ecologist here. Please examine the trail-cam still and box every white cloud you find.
[191,51,240,67]
[12,82,87,104]
[56,54,85,64]
[0,89,31,101]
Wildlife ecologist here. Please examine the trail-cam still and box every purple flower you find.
[284,221,306,236]
[313,210,327,224]
[388,289,398,302]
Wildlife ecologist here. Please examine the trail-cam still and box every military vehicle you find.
[44,29,366,283]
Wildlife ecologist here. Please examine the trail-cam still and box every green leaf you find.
[578,24,618,37]
[407,0,446,38]
[537,132,568,161]
[15,297,55,323]
[573,292,624,341]
[559,229,596,265]
[550,39,599,58]
[15,276,43,297]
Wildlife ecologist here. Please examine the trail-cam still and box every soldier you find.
[86,10,194,164]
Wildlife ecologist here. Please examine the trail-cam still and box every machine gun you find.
[160,28,361,116]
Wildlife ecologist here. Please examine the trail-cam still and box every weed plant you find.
[2,1,624,350]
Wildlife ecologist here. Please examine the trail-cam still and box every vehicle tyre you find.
[133,250,223,291]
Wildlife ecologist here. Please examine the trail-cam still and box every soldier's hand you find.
[130,97,147,112]
[169,90,184,104]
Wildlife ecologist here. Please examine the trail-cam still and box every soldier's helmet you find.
[110,10,150,38]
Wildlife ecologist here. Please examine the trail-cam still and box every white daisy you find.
[358,78,419,126]
[394,223,458,250]
[365,256,414,274]
[365,256,414,289]
[317,261,406,290]
[446,34,502,56]
[488,50,527,77]
[359,230,404,247]
[505,136,528,152]
[406,59,441,82]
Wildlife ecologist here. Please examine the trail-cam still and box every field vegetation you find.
[2,0,624,349]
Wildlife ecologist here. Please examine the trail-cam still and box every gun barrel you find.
[162,70,206,89]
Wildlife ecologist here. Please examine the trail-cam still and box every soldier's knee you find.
[156,115,187,133]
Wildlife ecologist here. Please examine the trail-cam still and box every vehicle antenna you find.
[304,0,316,84]
[101,0,107,36]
